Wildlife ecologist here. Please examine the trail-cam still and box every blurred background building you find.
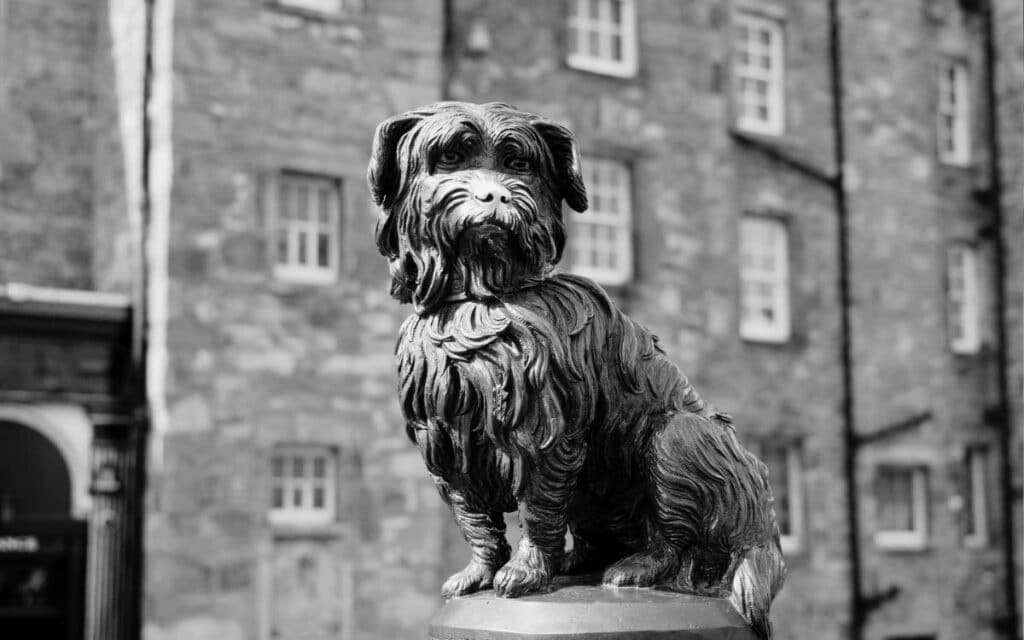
[0,1,1021,640]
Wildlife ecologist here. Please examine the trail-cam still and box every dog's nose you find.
[471,182,511,205]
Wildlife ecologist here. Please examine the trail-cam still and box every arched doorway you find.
[0,419,87,640]
[0,419,73,517]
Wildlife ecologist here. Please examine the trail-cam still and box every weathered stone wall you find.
[142,2,447,639]
[842,2,1008,639]
[446,1,1016,639]
[0,0,99,288]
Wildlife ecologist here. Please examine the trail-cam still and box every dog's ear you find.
[533,120,588,213]
[367,111,425,209]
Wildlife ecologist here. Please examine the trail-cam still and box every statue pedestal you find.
[428,575,758,639]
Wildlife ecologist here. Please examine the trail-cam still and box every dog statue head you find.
[368,102,589,314]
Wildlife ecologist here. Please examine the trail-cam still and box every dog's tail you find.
[729,538,786,640]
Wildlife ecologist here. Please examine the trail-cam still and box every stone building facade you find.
[0,1,1021,640]
[446,1,1021,639]
[141,2,449,639]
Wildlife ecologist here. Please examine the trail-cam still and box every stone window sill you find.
[269,521,352,540]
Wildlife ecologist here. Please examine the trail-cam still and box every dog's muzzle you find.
[450,173,521,255]
[467,175,512,216]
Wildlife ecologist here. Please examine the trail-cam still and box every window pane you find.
[272,486,284,509]
[293,456,305,478]
[878,469,914,532]
[317,233,331,268]
[277,228,290,265]
[313,457,326,478]
[313,487,325,509]
[567,25,579,55]
[296,185,310,221]
[293,487,303,507]
[611,34,622,61]
[610,0,622,24]
[588,0,601,20]
[279,183,293,221]
[966,447,988,539]
[318,188,331,223]
[297,230,308,265]
[964,461,977,537]
[272,456,284,478]
[734,14,783,132]
[588,30,601,56]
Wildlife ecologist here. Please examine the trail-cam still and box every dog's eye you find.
[505,157,532,172]
[437,151,465,168]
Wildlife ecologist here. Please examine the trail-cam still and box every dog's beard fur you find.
[391,172,565,312]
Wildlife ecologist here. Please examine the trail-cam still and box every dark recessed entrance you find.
[0,420,86,640]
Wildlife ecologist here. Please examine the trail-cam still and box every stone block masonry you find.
[0,0,99,289]
[143,2,448,640]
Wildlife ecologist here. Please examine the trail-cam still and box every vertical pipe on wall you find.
[827,0,865,638]
[981,1,1021,637]
[129,0,156,637]
[441,0,455,100]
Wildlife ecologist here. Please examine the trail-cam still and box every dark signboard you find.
[0,521,86,640]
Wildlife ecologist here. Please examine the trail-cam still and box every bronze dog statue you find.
[368,102,785,639]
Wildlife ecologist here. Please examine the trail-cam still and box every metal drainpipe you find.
[441,0,456,101]
[130,0,156,637]
[827,1,865,639]
[981,2,1021,637]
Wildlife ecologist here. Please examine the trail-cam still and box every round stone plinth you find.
[428,575,757,640]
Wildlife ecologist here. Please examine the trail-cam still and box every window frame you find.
[947,242,981,354]
[963,445,990,549]
[755,441,804,554]
[874,465,929,551]
[739,215,791,343]
[268,444,338,528]
[937,58,971,166]
[269,172,343,286]
[732,10,786,136]
[565,0,639,78]
[565,157,634,286]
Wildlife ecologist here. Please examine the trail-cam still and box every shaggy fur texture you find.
[368,102,785,639]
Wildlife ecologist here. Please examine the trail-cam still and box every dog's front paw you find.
[441,560,496,598]
[493,555,552,598]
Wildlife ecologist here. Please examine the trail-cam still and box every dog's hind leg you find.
[603,413,710,589]
[435,478,512,598]
[494,437,586,597]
